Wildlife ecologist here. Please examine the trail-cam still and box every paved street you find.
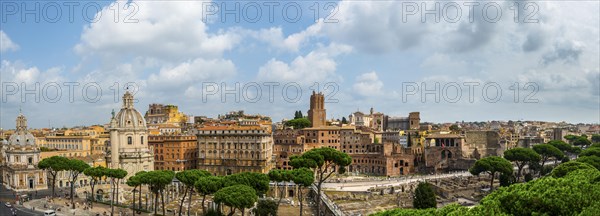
[0,184,69,216]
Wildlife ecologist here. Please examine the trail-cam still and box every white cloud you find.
[0,31,19,52]
[147,58,236,91]
[353,71,383,96]
[74,0,241,61]
[257,43,351,85]
[1,60,63,84]
[253,23,323,52]
[318,1,432,53]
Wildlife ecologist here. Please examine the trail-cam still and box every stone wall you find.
[463,131,502,159]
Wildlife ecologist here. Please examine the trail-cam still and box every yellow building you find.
[145,104,189,126]
[36,126,109,158]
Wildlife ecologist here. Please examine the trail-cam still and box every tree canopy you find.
[551,161,597,178]
[373,167,600,216]
[67,158,90,172]
[176,169,210,186]
[290,147,351,216]
[291,168,314,216]
[503,147,540,181]
[580,148,600,157]
[573,136,592,147]
[38,156,70,197]
[449,124,459,131]
[547,140,577,154]
[576,156,600,170]
[268,169,292,183]
[253,199,278,216]
[413,182,436,209]
[139,170,174,215]
[341,117,348,124]
[469,156,513,190]
[83,166,106,207]
[564,134,578,142]
[195,175,223,213]
[291,168,314,187]
[294,110,304,119]
[38,155,69,171]
[222,172,270,196]
[106,168,128,179]
[196,176,223,197]
[214,185,258,216]
[66,158,90,209]
[176,169,211,216]
[285,118,311,129]
[533,144,564,167]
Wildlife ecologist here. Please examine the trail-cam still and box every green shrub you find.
[370,168,600,216]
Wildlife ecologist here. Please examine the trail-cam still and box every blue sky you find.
[1,0,599,129]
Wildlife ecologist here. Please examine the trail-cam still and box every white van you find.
[44,210,56,216]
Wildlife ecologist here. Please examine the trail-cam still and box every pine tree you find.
[413,182,436,209]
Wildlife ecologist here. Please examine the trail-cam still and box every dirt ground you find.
[278,204,314,216]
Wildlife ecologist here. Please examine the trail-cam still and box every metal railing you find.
[311,184,345,216]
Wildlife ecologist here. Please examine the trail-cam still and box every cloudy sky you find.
[1,0,599,129]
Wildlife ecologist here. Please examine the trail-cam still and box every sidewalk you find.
[23,197,146,216]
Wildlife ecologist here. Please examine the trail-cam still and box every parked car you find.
[4,202,12,208]
[44,210,57,216]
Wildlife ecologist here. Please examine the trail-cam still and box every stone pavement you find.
[23,197,148,216]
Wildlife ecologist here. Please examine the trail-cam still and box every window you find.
[141,136,144,145]
[128,136,132,145]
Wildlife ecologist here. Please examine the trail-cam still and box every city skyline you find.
[1,0,599,128]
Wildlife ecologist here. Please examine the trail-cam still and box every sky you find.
[0,0,599,129]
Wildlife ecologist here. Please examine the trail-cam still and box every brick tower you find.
[308,91,326,127]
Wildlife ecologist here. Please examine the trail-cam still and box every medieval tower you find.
[308,91,326,127]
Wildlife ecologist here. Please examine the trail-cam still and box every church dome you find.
[8,113,36,146]
[112,91,147,129]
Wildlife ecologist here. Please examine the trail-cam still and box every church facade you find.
[0,112,48,192]
[106,91,154,178]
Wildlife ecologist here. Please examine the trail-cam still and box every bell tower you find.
[308,91,326,127]
[16,113,27,132]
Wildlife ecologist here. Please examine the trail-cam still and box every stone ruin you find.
[325,175,494,215]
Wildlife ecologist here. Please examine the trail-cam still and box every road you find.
[0,201,41,216]
[0,184,58,216]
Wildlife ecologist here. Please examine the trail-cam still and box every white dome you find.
[112,91,147,129]
[8,131,35,146]
[8,113,35,146]
[115,108,147,129]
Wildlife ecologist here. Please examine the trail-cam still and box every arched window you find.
[127,136,132,145]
